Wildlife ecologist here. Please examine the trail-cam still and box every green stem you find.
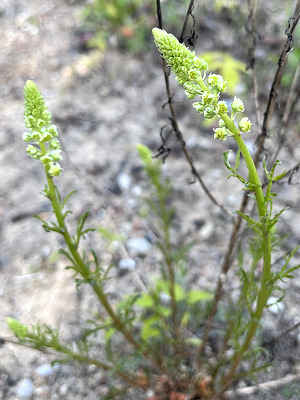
[156,180,181,362]
[45,172,141,350]
[212,114,272,394]
[39,152,167,376]
[39,142,142,351]
[221,114,266,217]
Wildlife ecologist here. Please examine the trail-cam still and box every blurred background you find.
[0,0,300,399]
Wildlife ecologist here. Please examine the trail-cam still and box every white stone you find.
[35,364,53,377]
[119,258,136,270]
[16,378,34,398]
[59,383,69,396]
[199,222,214,240]
[126,237,151,256]
[267,296,284,314]
[117,172,131,191]
[131,185,142,196]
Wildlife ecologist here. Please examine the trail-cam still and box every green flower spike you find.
[152,28,253,142]
[152,28,208,87]
[23,81,62,177]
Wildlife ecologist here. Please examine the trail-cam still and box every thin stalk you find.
[39,145,167,375]
[45,173,140,349]
[208,115,272,397]
[157,184,181,360]
[156,0,232,218]
[199,4,300,359]
[2,335,145,388]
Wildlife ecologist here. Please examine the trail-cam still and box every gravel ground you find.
[1,1,300,399]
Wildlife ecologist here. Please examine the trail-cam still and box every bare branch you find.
[200,1,300,358]
[254,0,300,165]
[155,0,233,218]
[179,0,196,44]
[222,373,300,399]
[246,0,261,131]
[269,58,300,167]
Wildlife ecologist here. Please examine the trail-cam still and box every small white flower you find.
[231,96,244,113]
[239,117,252,133]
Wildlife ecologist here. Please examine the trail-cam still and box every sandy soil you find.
[0,1,300,399]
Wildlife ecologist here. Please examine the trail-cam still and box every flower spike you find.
[152,28,252,140]
[23,81,62,177]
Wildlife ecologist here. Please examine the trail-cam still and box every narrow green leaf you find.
[187,289,213,304]
[62,190,77,208]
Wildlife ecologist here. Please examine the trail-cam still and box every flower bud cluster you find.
[152,28,252,140]
[23,81,62,177]
[152,28,208,99]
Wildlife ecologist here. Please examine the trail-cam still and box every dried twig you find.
[155,0,232,219]
[246,0,261,131]
[254,0,300,166]
[199,2,300,359]
[263,321,300,348]
[222,373,300,399]
[179,0,195,43]
[269,58,300,167]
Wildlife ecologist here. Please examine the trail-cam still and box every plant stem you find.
[211,114,272,395]
[39,152,168,376]
[221,114,266,216]
[157,179,181,361]
[45,172,141,349]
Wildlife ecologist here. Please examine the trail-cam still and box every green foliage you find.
[81,0,151,53]
[7,318,28,339]
[6,4,300,395]
[281,383,300,399]
[97,226,125,243]
[81,0,190,54]
[201,51,246,95]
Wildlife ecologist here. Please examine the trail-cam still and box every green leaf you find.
[97,227,125,243]
[62,190,77,208]
[137,144,152,164]
[184,337,202,346]
[187,289,213,304]
[136,293,154,308]
[236,211,262,235]
[141,316,162,341]
[155,279,185,302]
[157,305,171,317]
[273,171,286,182]
[7,318,28,339]
[181,311,190,326]
[223,150,245,184]
[201,51,246,95]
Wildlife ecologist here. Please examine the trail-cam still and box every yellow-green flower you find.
[152,28,207,86]
[231,96,245,113]
[239,117,252,133]
[213,127,228,141]
[23,81,63,177]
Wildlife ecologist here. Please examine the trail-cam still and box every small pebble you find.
[16,378,34,398]
[35,364,53,377]
[59,383,69,396]
[132,185,142,196]
[119,258,136,270]
[159,292,171,305]
[117,172,131,191]
[126,237,151,256]
[199,222,214,240]
[267,296,284,314]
